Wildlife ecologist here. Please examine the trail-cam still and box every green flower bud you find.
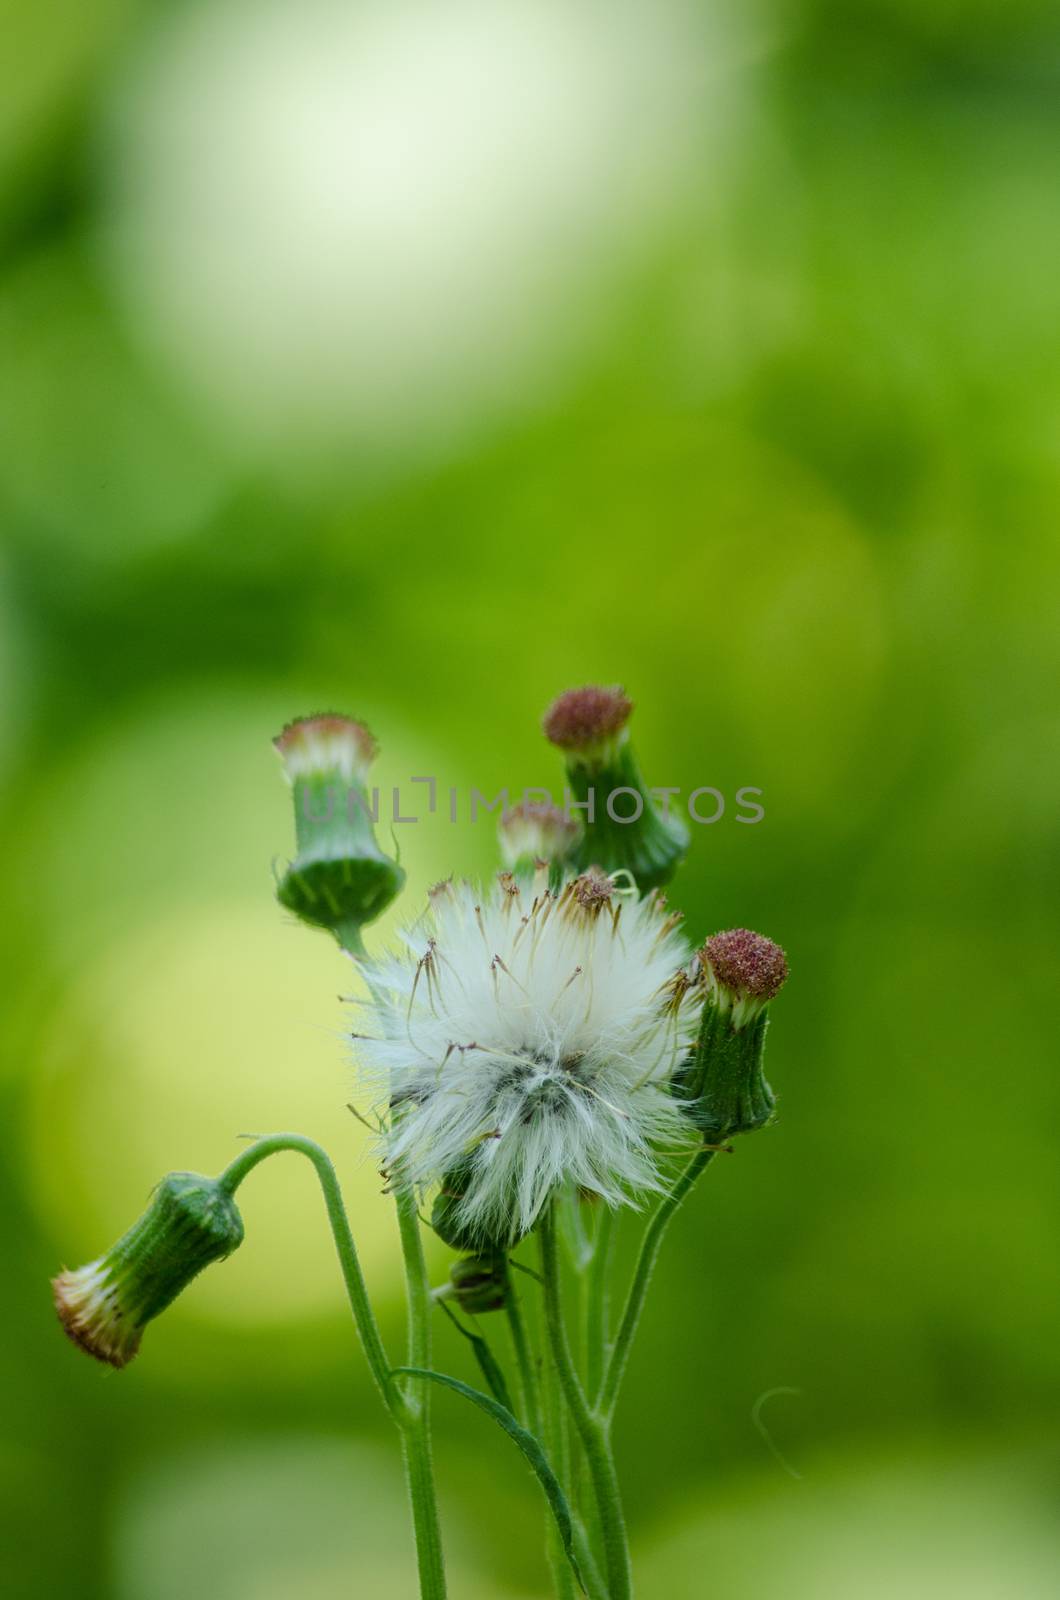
[448,1254,508,1315]
[498,801,580,879]
[677,929,789,1142]
[273,713,405,954]
[430,1165,524,1254]
[52,1172,244,1368]
[542,685,688,892]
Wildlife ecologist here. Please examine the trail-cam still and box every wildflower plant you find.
[52,690,790,1599]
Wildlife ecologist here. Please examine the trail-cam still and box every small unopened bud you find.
[448,1254,508,1314]
[676,930,789,1141]
[542,685,634,766]
[542,685,688,892]
[273,713,405,954]
[430,1165,523,1254]
[52,1173,244,1368]
[700,928,789,1030]
[498,801,580,874]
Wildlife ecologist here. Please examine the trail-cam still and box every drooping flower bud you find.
[498,801,580,877]
[677,929,789,1142]
[52,1172,244,1368]
[447,1254,508,1314]
[542,685,688,892]
[273,713,405,954]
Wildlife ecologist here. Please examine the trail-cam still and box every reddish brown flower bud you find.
[498,801,580,869]
[700,929,789,1019]
[676,928,790,1142]
[542,685,633,759]
[542,684,687,892]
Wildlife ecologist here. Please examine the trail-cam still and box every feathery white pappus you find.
[351,868,702,1241]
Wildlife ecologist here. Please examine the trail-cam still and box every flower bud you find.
[677,929,789,1141]
[52,1172,244,1367]
[542,685,688,892]
[448,1254,508,1314]
[273,713,405,953]
[498,801,580,876]
[430,1165,523,1254]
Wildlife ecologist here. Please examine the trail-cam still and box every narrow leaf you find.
[436,1299,514,1412]
[394,1366,584,1592]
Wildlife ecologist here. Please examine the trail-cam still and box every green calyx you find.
[676,1003,776,1143]
[105,1172,245,1326]
[276,772,405,953]
[565,739,689,892]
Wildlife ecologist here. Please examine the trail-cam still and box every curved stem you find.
[599,1149,716,1420]
[540,1205,632,1600]
[395,1183,448,1600]
[220,1138,446,1598]
[219,1133,402,1419]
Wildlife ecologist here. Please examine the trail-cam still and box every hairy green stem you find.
[504,1274,541,1433]
[541,1334,578,1600]
[507,1270,575,1600]
[571,1520,611,1600]
[541,1205,632,1600]
[395,1183,448,1600]
[599,1149,716,1420]
[584,1205,615,1407]
[220,1139,446,1598]
[219,1133,401,1418]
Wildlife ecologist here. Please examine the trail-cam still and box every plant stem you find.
[395,1182,448,1600]
[540,1205,633,1600]
[571,1519,611,1600]
[504,1273,541,1432]
[542,1338,578,1600]
[599,1149,716,1421]
[507,1269,575,1600]
[219,1133,401,1419]
[584,1205,615,1407]
[219,1138,447,1599]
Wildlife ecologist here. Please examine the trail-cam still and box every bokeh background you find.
[2,1,1058,1595]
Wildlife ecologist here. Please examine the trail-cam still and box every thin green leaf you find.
[436,1299,514,1412]
[394,1366,584,1593]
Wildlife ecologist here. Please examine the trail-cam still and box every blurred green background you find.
[1,0,1058,1595]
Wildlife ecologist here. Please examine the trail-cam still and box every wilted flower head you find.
[273,712,378,785]
[52,1173,244,1368]
[498,800,580,870]
[272,711,404,953]
[53,1260,143,1368]
[353,871,700,1244]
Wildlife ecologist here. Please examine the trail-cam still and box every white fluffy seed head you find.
[352,868,702,1242]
